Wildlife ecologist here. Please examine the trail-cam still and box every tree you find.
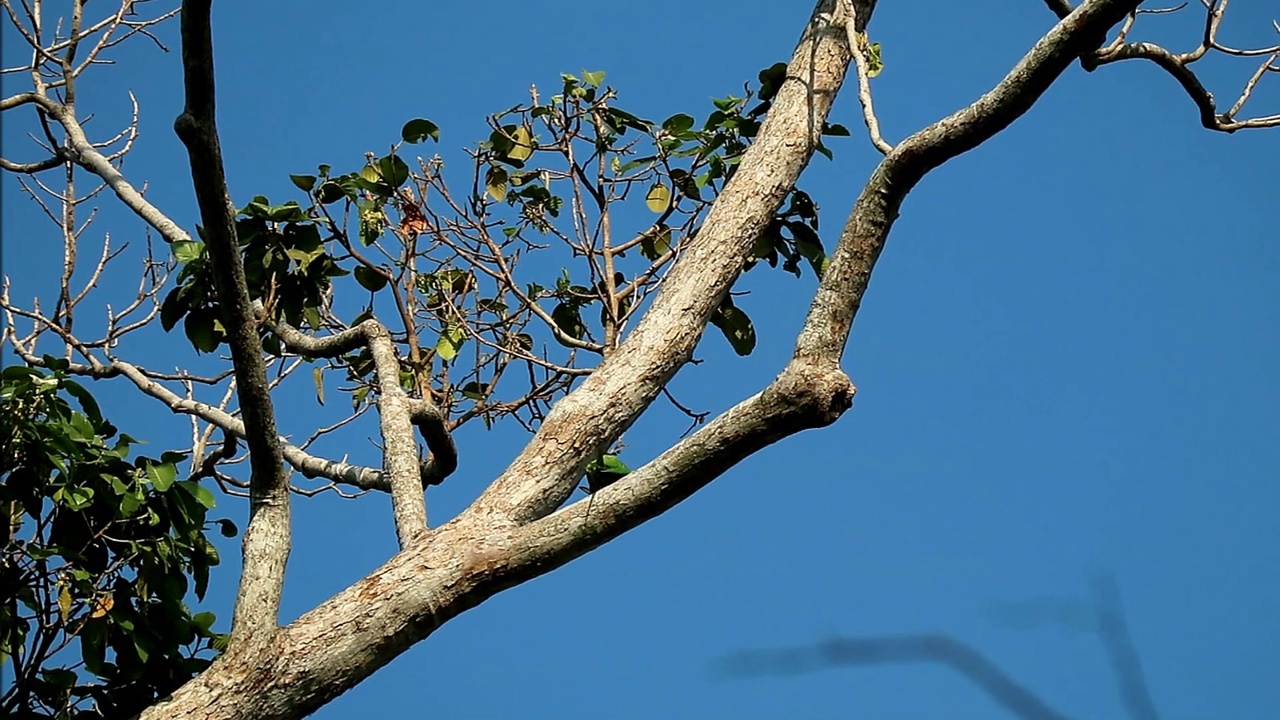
[1,1,1275,718]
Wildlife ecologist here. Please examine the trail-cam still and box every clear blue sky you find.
[3,1,1277,718]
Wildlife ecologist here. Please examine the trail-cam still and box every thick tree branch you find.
[141,356,855,720]
[172,0,289,649]
[463,0,863,528]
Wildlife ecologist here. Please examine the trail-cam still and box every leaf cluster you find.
[1,360,232,719]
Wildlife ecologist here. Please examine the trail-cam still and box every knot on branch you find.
[772,359,856,427]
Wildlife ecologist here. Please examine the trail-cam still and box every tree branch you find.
[172,0,289,650]
[720,634,1077,720]
[267,316,455,543]
[462,0,861,528]
[2,320,396,492]
[795,0,1143,364]
[1094,41,1280,131]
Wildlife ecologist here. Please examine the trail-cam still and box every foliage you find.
[0,361,232,719]
[157,67,849,439]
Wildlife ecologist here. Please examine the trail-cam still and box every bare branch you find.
[840,0,893,154]
[1044,0,1280,130]
[1094,41,1280,130]
[2,331,392,491]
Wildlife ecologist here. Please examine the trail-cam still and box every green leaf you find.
[640,227,672,260]
[81,618,107,675]
[581,69,606,88]
[712,94,743,112]
[317,181,345,204]
[266,201,308,223]
[215,518,238,538]
[710,298,756,356]
[605,107,652,133]
[377,154,411,188]
[144,459,178,492]
[485,165,509,202]
[789,222,828,278]
[192,611,217,634]
[645,183,670,213]
[183,309,223,353]
[435,324,466,362]
[171,240,204,264]
[507,126,534,163]
[289,174,317,192]
[354,266,388,292]
[62,378,102,425]
[177,479,217,509]
[303,305,323,331]
[551,303,586,343]
[662,113,695,135]
[402,118,440,144]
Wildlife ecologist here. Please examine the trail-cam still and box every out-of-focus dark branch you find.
[1091,576,1160,720]
[719,634,1075,720]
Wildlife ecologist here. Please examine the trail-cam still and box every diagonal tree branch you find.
[461,0,865,529]
[171,0,289,651]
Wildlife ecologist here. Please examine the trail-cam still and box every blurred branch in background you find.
[717,575,1158,720]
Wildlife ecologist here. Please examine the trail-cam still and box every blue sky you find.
[3,1,1277,718]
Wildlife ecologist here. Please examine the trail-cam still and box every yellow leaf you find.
[645,183,670,213]
[509,126,534,162]
[90,594,114,618]
[58,585,72,619]
[485,166,509,202]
